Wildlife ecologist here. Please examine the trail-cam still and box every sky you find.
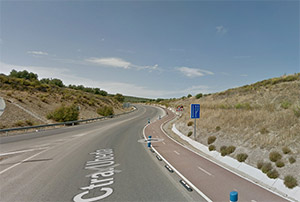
[0,0,299,99]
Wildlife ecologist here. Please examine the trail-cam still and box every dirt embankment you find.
[169,76,300,183]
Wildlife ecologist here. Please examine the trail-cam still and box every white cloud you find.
[177,67,214,78]
[216,26,228,34]
[27,51,49,56]
[85,57,159,71]
[86,57,131,69]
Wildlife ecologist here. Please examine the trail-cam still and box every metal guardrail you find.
[0,106,137,133]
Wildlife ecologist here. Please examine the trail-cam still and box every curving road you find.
[0,105,204,202]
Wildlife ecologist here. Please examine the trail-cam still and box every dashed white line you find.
[251,200,257,202]
[197,166,213,176]
[162,142,166,145]
[174,150,180,155]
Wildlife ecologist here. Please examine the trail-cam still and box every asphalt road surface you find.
[0,105,204,202]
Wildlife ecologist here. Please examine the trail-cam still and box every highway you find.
[0,105,204,202]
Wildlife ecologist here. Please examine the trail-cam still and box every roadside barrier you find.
[0,107,137,134]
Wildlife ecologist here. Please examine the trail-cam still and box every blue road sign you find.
[191,104,200,119]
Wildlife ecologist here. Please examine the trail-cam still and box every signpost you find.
[191,104,200,140]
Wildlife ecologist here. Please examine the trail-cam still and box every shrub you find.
[261,163,273,173]
[289,157,296,164]
[97,106,114,116]
[220,146,227,156]
[234,102,252,110]
[187,121,193,127]
[257,161,264,169]
[280,101,291,109]
[275,160,285,168]
[293,106,300,118]
[207,136,216,145]
[209,145,216,151]
[226,146,236,155]
[269,151,282,162]
[195,93,203,99]
[282,147,291,154]
[25,120,34,126]
[13,120,25,127]
[260,128,269,134]
[187,131,193,137]
[284,175,298,189]
[216,126,221,131]
[267,169,279,179]
[187,94,192,98]
[47,105,79,122]
[237,153,248,162]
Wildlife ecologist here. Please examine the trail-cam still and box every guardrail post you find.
[147,136,152,148]
[230,191,238,202]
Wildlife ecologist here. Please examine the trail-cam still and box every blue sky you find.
[0,1,299,98]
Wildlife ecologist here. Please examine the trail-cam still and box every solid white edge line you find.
[143,120,213,202]
[160,109,294,202]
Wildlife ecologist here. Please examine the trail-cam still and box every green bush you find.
[269,151,282,162]
[236,153,248,162]
[226,146,236,155]
[216,126,221,131]
[284,175,298,189]
[207,136,216,145]
[267,169,279,179]
[209,145,216,151]
[47,105,79,122]
[293,106,300,118]
[261,163,272,173]
[97,106,114,116]
[257,161,264,169]
[280,101,291,109]
[195,93,203,99]
[289,157,296,164]
[276,160,285,168]
[282,147,291,154]
[187,121,193,126]
[187,131,193,137]
[220,146,228,156]
[260,127,269,134]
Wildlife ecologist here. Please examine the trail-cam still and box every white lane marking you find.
[251,200,257,202]
[143,117,212,202]
[0,150,46,175]
[0,147,48,157]
[162,142,166,145]
[174,150,180,155]
[73,133,88,137]
[197,166,213,176]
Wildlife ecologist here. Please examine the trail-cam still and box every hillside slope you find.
[168,73,300,183]
[0,74,127,129]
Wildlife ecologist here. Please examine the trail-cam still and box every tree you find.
[187,94,192,98]
[9,69,38,80]
[195,93,203,99]
[115,93,125,102]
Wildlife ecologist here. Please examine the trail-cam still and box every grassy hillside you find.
[0,73,128,129]
[163,73,300,185]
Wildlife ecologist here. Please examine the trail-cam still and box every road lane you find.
[146,107,290,202]
[0,105,202,202]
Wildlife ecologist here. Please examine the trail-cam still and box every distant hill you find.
[0,70,132,129]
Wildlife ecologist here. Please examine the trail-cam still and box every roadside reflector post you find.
[147,136,152,148]
[148,118,150,124]
[230,191,238,202]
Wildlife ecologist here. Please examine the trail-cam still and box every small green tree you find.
[115,93,125,102]
[187,94,192,98]
[195,93,203,99]
[47,105,79,122]
[97,106,114,116]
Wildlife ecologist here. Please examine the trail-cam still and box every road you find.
[146,108,290,202]
[0,105,204,202]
